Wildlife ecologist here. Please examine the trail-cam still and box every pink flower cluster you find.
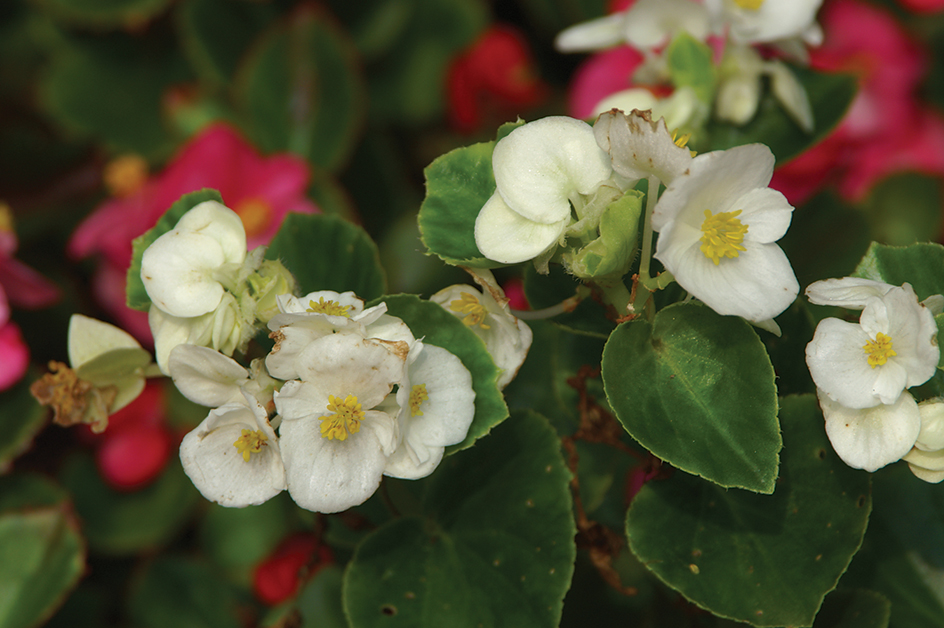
[69,123,317,341]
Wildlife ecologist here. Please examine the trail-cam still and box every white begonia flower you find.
[805,277,895,309]
[149,292,247,375]
[266,291,412,382]
[141,200,247,318]
[650,143,799,323]
[818,387,921,473]
[704,0,823,46]
[179,389,285,507]
[274,333,406,513]
[383,341,476,479]
[593,109,694,187]
[555,0,710,52]
[168,344,276,412]
[474,116,613,265]
[806,284,939,409]
[904,401,944,483]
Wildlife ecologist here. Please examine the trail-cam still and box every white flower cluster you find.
[474,110,799,327]
[175,290,478,512]
[805,278,941,474]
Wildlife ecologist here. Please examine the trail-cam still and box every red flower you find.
[253,533,334,605]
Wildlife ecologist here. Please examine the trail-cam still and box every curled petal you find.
[805,277,893,309]
[474,192,570,264]
[168,344,249,408]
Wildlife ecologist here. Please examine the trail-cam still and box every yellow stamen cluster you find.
[449,292,490,329]
[233,197,273,238]
[409,384,429,417]
[700,209,748,265]
[321,394,364,441]
[233,429,268,462]
[733,0,764,10]
[863,332,897,368]
[307,297,352,317]
[103,154,149,198]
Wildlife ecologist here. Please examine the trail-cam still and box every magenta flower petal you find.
[0,322,29,391]
[0,257,61,310]
[568,46,644,120]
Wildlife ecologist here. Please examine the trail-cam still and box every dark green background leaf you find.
[853,242,944,302]
[0,380,48,472]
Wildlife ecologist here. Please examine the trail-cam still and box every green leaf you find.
[265,213,386,301]
[32,0,171,29]
[295,565,347,628]
[0,506,85,628]
[602,301,781,493]
[852,242,944,302]
[812,589,890,628]
[59,454,198,555]
[234,5,366,172]
[126,189,224,311]
[175,0,277,88]
[523,264,617,339]
[127,556,242,628]
[0,380,48,472]
[343,410,575,628]
[377,294,507,453]
[41,33,192,158]
[703,67,857,164]
[0,475,70,514]
[626,394,871,626]
[417,140,498,267]
[666,32,716,104]
[861,174,944,246]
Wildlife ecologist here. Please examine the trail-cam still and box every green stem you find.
[595,279,633,316]
[512,286,589,320]
[632,175,660,317]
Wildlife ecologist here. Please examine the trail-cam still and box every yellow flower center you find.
[409,384,429,417]
[321,394,364,441]
[700,209,748,265]
[863,332,897,368]
[233,197,273,238]
[103,154,148,198]
[733,0,764,9]
[233,429,268,462]
[449,292,490,329]
[307,297,352,317]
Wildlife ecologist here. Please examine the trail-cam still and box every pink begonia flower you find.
[0,208,61,391]
[568,45,646,120]
[69,123,318,341]
[772,0,944,204]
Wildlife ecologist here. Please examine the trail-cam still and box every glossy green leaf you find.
[626,394,871,626]
[266,213,386,301]
[41,33,191,158]
[59,454,198,555]
[853,242,944,302]
[126,189,224,311]
[235,5,365,172]
[703,67,857,164]
[127,556,241,628]
[418,140,497,267]
[0,381,48,472]
[343,410,575,628]
[666,32,716,104]
[176,0,277,87]
[0,506,85,628]
[32,0,170,29]
[602,301,781,493]
[378,294,507,453]
[812,589,890,628]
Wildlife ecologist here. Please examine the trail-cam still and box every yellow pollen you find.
[306,297,352,317]
[671,129,691,149]
[233,197,273,238]
[700,209,748,265]
[449,292,490,329]
[863,332,897,368]
[321,394,364,441]
[733,0,764,9]
[103,154,148,198]
[409,384,429,417]
[233,429,268,462]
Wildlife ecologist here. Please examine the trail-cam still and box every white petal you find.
[279,409,393,513]
[805,277,893,309]
[179,402,285,507]
[623,0,711,49]
[593,109,693,185]
[871,286,940,390]
[474,191,570,264]
[819,388,920,472]
[492,117,612,224]
[733,187,794,243]
[806,318,897,409]
[768,60,814,133]
[175,200,247,266]
[168,344,248,408]
[555,13,625,52]
[916,401,944,451]
[655,225,798,322]
[141,230,227,317]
